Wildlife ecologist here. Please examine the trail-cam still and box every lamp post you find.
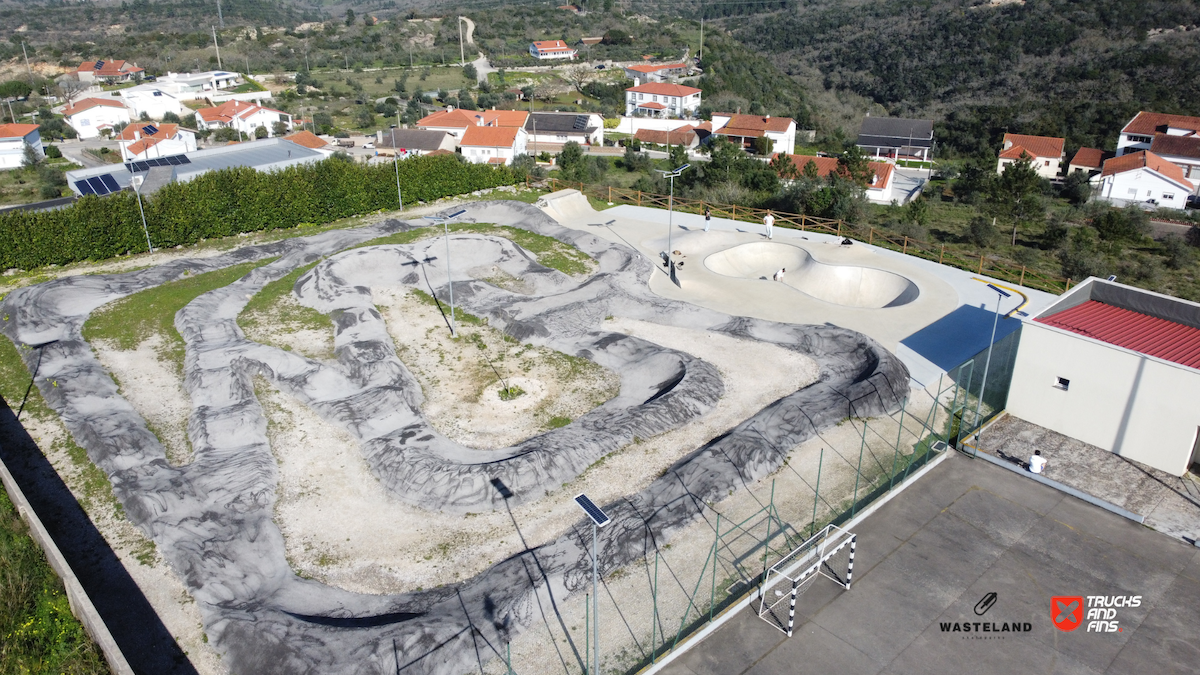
[972,283,1012,444]
[574,493,611,675]
[129,174,154,254]
[423,209,467,337]
[392,110,402,211]
[655,163,690,269]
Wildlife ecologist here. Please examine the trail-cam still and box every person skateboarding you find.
[773,268,786,282]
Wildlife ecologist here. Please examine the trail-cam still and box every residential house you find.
[119,86,189,121]
[117,122,198,161]
[1116,112,1200,156]
[856,116,934,162]
[0,124,43,170]
[779,154,896,204]
[622,63,690,83]
[1097,150,1192,210]
[459,126,528,166]
[282,131,335,157]
[624,82,702,118]
[416,108,529,142]
[710,113,797,155]
[76,59,144,84]
[525,113,604,147]
[996,133,1065,179]
[374,128,456,157]
[1148,134,1200,189]
[62,98,131,139]
[196,100,293,137]
[529,40,577,60]
[1068,148,1109,176]
[634,126,699,150]
[153,71,244,99]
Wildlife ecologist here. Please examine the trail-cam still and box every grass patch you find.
[498,385,525,401]
[409,288,487,327]
[84,260,273,373]
[237,260,334,355]
[547,415,571,429]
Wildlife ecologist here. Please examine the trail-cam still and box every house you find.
[117,122,198,161]
[282,130,335,156]
[374,128,456,157]
[1148,134,1200,188]
[458,126,527,166]
[779,154,896,204]
[416,108,529,141]
[710,113,797,156]
[624,82,702,118]
[525,113,604,147]
[1096,150,1192,210]
[76,59,144,84]
[1068,147,1109,176]
[1006,277,1200,476]
[119,86,189,121]
[529,40,577,60]
[1116,112,1200,156]
[996,133,1065,179]
[622,63,690,83]
[153,71,243,99]
[856,116,934,162]
[62,98,131,139]
[634,126,699,149]
[0,124,43,170]
[196,100,293,137]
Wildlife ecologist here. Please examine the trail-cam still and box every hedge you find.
[0,154,522,271]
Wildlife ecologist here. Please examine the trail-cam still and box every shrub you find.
[1162,234,1195,270]
[44,144,62,159]
[966,215,999,247]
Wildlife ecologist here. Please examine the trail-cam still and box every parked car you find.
[362,142,375,149]
[1187,195,1199,209]
[594,64,606,69]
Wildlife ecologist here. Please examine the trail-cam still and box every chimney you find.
[476,115,484,126]
[134,129,141,140]
[764,115,770,120]
[634,77,640,86]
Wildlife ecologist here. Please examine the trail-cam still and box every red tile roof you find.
[626,82,702,97]
[196,100,287,124]
[62,98,127,117]
[125,137,163,156]
[716,114,795,137]
[1149,133,1200,160]
[782,154,893,189]
[635,126,697,145]
[118,122,179,141]
[1069,147,1106,169]
[283,130,329,149]
[1000,133,1064,160]
[77,59,144,78]
[531,40,574,52]
[0,123,41,139]
[637,102,666,110]
[1036,300,1200,370]
[626,63,688,74]
[417,108,528,129]
[460,125,520,147]
[1122,112,1200,136]
[1101,150,1189,185]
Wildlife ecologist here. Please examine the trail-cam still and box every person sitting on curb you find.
[1029,449,1047,474]
[773,268,786,282]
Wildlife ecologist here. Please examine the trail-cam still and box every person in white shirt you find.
[773,268,786,282]
[763,211,775,239]
[1029,450,1047,474]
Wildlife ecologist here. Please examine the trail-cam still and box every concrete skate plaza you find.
[0,194,980,674]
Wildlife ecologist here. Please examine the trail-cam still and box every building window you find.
[1127,188,1138,196]
[1054,377,1070,391]
[1164,193,1174,200]
[1044,160,1050,166]
[1127,134,1152,144]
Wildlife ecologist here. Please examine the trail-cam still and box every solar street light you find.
[655,164,691,270]
[129,174,154,254]
[575,493,610,675]
[423,209,468,337]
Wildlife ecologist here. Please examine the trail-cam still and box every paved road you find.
[658,452,1200,675]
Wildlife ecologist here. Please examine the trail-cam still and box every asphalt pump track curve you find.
[0,201,909,674]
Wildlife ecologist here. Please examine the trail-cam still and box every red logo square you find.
[1051,596,1084,632]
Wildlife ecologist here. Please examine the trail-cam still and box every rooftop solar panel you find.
[94,60,105,70]
[573,115,588,130]
[166,155,184,165]
[98,174,120,192]
[143,124,159,136]
[574,493,610,527]
[131,161,149,172]
[75,180,96,196]
[85,176,110,196]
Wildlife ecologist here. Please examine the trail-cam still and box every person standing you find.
[773,267,786,282]
[763,210,775,239]
[704,207,712,232]
[1029,450,1047,474]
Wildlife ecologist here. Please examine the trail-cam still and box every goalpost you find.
[757,524,857,636]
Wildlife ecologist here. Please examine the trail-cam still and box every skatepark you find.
[0,191,1059,674]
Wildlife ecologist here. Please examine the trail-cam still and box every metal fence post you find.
[710,513,720,620]
[650,549,658,664]
[811,447,823,536]
[585,594,589,675]
[889,396,908,490]
[851,422,867,517]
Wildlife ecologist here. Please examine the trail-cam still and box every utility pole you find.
[699,17,704,60]
[21,43,34,88]
[212,26,222,69]
[458,17,466,67]
[216,0,224,28]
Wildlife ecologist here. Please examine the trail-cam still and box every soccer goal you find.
[756,524,857,636]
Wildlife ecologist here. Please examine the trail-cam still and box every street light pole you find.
[392,110,402,211]
[972,284,1012,443]
[574,494,610,675]
[655,163,690,269]
[424,210,467,338]
[130,175,154,254]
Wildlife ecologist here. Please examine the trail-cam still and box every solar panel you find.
[98,174,120,192]
[124,163,135,172]
[166,155,185,165]
[574,493,610,527]
[85,176,110,196]
[94,60,105,70]
[573,115,588,130]
[131,161,149,172]
[176,155,191,164]
[75,180,96,196]
[143,124,159,136]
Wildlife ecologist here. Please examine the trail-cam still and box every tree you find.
[254,125,269,139]
[1057,227,1106,281]
[668,142,687,169]
[272,121,289,137]
[966,215,1000,247]
[989,157,1046,245]
[836,144,874,185]
[769,152,799,179]
[564,63,593,95]
[345,9,356,26]
[0,80,32,99]
[163,111,181,124]
[802,159,820,180]
[752,136,774,156]
[1091,205,1150,242]
[622,144,651,172]
[602,29,633,45]
[1060,170,1092,206]
[354,107,374,128]
[557,141,584,172]
[462,63,477,82]
[56,76,89,107]
[21,142,41,169]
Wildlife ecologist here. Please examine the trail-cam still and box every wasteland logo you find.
[940,593,1032,638]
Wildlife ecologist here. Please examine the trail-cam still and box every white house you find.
[119,86,189,121]
[1116,111,1200,156]
[459,125,527,166]
[416,108,529,142]
[711,113,797,156]
[373,128,456,157]
[62,98,131,139]
[1096,150,1192,210]
[624,82,702,118]
[0,124,43,170]
[634,125,700,150]
[195,100,293,137]
[1148,134,1200,189]
[153,71,242,98]
[1006,277,1200,476]
[76,59,144,84]
[529,40,577,60]
[856,117,934,162]
[779,154,897,204]
[1068,147,1107,176]
[117,122,198,161]
[525,112,604,147]
[996,133,1064,179]
[622,63,690,83]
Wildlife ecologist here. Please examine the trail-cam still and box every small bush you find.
[44,144,62,159]
[966,215,1000,247]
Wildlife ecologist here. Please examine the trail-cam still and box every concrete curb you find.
[969,448,1146,524]
[640,448,954,674]
[0,445,135,675]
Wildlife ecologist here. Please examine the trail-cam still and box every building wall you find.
[1007,323,1200,475]
[997,156,1062,179]
[1099,168,1190,210]
[67,107,132,139]
[624,92,701,117]
[0,131,44,170]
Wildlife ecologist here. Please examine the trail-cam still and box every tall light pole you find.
[574,493,610,675]
[458,17,466,67]
[655,163,690,270]
[424,209,467,337]
[129,175,154,254]
[972,283,1012,442]
[392,109,402,211]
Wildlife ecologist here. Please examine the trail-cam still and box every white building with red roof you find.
[116,122,198,161]
[1117,111,1200,156]
[622,62,690,83]
[625,82,702,118]
[0,123,44,170]
[529,40,577,60]
[711,113,797,155]
[996,133,1065,179]
[459,125,527,166]
[417,108,530,142]
[61,98,132,139]
[778,154,896,204]
[1097,150,1192,210]
[76,59,144,84]
[195,100,293,138]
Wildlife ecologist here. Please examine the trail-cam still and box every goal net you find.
[756,524,856,636]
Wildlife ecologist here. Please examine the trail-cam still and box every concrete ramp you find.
[537,189,598,224]
[705,242,919,308]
